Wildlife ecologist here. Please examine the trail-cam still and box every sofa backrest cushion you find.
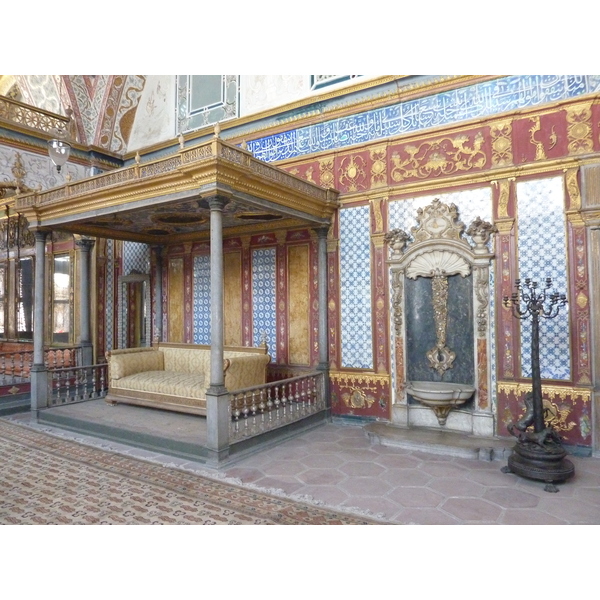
[224,353,271,391]
[110,350,164,380]
[161,346,211,375]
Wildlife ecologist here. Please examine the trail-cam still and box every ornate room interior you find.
[1,76,600,510]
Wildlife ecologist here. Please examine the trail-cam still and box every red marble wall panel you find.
[330,376,391,419]
[334,150,371,193]
[512,112,568,164]
[497,386,592,448]
[283,160,321,186]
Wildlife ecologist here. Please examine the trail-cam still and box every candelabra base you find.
[502,441,574,492]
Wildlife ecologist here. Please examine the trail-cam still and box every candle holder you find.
[501,277,574,492]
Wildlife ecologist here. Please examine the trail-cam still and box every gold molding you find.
[330,371,390,386]
[497,381,591,403]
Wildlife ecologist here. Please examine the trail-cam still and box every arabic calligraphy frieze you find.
[247,76,600,163]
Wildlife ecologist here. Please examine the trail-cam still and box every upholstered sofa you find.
[105,342,271,415]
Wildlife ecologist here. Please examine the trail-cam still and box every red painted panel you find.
[330,377,391,419]
[497,387,591,448]
[334,150,371,193]
[513,112,568,164]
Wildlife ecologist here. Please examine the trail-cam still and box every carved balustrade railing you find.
[0,346,83,385]
[229,371,325,442]
[0,96,70,135]
[48,363,108,406]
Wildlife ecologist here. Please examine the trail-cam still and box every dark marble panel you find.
[405,273,474,386]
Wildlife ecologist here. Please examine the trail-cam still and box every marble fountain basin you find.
[405,381,476,425]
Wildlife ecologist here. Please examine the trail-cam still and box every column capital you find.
[74,235,96,251]
[34,230,49,243]
[313,225,329,240]
[206,195,230,211]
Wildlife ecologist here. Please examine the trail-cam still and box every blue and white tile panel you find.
[252,248,277,361]
[248,76,600,162]
[123,242,150,275]
[192,255,211,345]
[516,176,570,380]
[339,205,373,369]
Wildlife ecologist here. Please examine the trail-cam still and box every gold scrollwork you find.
[319,157,335,188]
[339,155,367,192]
[369,147,387,187]
[370,198,384,233]
[490,120,513,166]
[528,116,556,161]
[391,133,487,181]
[498,381,591,403]
[496,179,511,219]
[565,168,582,211]
[566,103,593,155]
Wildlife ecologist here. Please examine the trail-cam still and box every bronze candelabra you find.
[501,277,574,492]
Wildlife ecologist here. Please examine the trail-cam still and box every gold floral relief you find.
[370,197,384,233]
[490,120,513,166]
[341,388,375,409]
[495,179,511,219]
[318,157,335,188]
[528,116,556,161]
[339,155,367,192]
[390,133,487,182]
[369,146,387,187]
[566,103,593,155]
[565,168,582,211]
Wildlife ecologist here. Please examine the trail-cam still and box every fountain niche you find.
[386,199,497,436]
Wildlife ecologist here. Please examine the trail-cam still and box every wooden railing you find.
[0,346,82,386]
[229,371,326,442]
[48,363,108,406]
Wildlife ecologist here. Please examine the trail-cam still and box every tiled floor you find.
[7,414,600,524]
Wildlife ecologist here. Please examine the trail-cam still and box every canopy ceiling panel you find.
[16,136,339,244]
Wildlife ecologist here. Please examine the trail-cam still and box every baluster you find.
[300,378,307,407]
[10,354,15,380]
[100,366,106,397]
[266,386,273,423]
[17,353,24,382]
[55,371,62,405]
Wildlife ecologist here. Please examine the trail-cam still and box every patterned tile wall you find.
[122,242,150,275]
[248,76,600,162]
[192,255,211,345]
[252,248,277,361]
[516,176,570,380]
[339,205,373,369]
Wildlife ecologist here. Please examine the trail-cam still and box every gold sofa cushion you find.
[224,353,271,391]
[161,347,211,375]
[112,370,207,399]
[110,350,164,380]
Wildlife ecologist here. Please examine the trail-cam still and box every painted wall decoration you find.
[515,176,570,380]
[128,76,175,152]
[240,75,308,116]
[248,75,600,163]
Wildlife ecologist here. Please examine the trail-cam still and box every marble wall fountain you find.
[386,199,497,436]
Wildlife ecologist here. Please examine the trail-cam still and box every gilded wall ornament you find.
[565,168,582,211]
[390,133,486,181]
[490,120,513,166]
[566,104,593,154]
[341,388,375,410]
[339,155,367,192]
[319,157,335,187]
[528,116,556,160]
[369,147,387,187]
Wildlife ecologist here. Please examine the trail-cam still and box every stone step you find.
[364,421,514,462]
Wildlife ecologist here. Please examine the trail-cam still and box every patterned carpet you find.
[0,418,381,525]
